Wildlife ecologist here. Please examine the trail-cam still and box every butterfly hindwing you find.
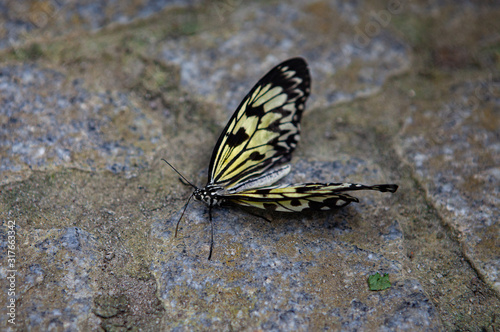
[226,183,398,212]
[208,58,310,190]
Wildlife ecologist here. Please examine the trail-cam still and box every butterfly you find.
[164,57,398,259]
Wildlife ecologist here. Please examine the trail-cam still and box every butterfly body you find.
[168,57,398,259]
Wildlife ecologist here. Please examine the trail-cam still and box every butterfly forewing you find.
[208,58,310,190]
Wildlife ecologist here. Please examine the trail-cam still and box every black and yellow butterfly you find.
[164,57,398,259]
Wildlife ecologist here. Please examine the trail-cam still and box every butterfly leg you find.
[243,208,272,223]
[208,206,214,260]
[174,193,194,237]
[178,176,192,187]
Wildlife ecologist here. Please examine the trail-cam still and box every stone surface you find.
[1,0,499,331]
[397,78,500,291]
[0,0,203,50]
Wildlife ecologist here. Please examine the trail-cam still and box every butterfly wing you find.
[226,183,398,212]
[208,58,310,190]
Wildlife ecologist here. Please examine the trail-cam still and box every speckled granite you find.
[1,0,499,330]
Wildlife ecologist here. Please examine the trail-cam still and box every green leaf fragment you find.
[368,272,391,291]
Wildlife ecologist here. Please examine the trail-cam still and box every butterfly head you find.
[193,185,223,207]
[193,188,208,203]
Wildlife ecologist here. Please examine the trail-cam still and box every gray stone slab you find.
[397,77,500,292]
[0,0,204,50]
[1,0,499,330]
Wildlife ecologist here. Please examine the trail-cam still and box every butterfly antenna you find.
[175,192,194,237]
[208,206,214,260]
[161,158,197,189]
